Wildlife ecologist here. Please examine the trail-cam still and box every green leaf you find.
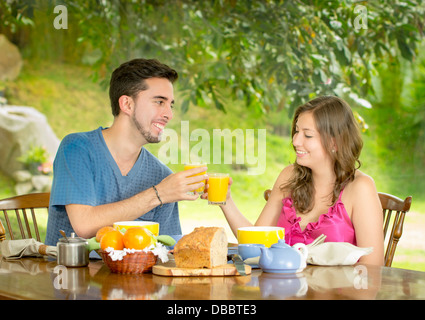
[87,237,101,252]
[397,37,414,61]
[157,235,176,247]
[180,99,190,114]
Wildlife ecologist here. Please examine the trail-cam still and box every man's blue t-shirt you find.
[45,127,180,245]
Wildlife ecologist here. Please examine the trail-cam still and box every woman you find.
[208,96,384,265]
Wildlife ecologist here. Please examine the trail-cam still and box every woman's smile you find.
[296,149,309,157]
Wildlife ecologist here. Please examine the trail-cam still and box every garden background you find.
[1,0,424,271]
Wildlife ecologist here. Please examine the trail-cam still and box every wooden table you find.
[1,255,425,300]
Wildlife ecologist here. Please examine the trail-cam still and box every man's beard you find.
[132,113,162,143]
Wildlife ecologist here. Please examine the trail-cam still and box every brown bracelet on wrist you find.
[152,185,163,208]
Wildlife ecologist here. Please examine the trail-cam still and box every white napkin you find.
[306,235,373,266]
[0,239,57,260]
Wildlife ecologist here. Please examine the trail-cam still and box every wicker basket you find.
[99,250,157,274]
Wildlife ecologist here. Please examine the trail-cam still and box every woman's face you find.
[292,111,333,170]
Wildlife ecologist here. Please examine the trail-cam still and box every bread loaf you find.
[174,227,228,268]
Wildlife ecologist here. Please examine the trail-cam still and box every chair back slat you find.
[383,210,392,237]
[22,209,32,239]
[0,193,50,242]
[1,210,14,240]
[31,208,41,241]
[15,209,26,239]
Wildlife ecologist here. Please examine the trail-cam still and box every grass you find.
[0,172,15,199]
[6,60,113,139]
[392,250,425,271]
[2,60,425,271]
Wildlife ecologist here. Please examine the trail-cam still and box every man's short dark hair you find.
[109,58,178,116]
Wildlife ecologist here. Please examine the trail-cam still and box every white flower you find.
[105,247,126,261]
[149,242,169,263]
[105,242,169,263]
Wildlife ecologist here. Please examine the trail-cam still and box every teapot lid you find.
[270,239,290,248]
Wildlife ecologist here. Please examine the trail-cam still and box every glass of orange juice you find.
[207,173,229,205]
[184,163,208,194]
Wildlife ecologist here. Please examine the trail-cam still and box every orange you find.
[95,226,115,242]
[123,227,152,250]
[100,230,124,250]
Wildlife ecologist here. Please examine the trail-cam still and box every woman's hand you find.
[200,176,233,203]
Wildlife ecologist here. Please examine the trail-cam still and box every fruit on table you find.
[100,230,124,250]
[94,225,176,251]
[95,226,115,242]
[123,227,153,250]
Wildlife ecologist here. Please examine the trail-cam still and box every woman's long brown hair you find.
[280,96,363,214]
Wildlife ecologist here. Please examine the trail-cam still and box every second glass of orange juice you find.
[184,163,207,194]
[207,173,229,205]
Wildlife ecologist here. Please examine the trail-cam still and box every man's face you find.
[130,77,174,144]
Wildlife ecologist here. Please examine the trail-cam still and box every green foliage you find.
[81,0,425,116]
[17,145,49,165]
[2,0,424,116]
[364,41,425,198]
[0,171,14,199]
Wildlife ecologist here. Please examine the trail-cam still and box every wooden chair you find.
[263,189,412,267]
[0,193,50,242]
[379,192,412,267]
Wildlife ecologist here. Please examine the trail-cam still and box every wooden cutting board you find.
[153,259,251,277]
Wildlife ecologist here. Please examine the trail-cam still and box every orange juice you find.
[184,164,207,194]
[207,173,229,205]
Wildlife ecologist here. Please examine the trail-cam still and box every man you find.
[45,58,206,245]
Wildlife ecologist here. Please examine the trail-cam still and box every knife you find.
[231,254,246,276]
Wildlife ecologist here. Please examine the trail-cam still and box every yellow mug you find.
[113,221,159,236]
[237,226,285,248]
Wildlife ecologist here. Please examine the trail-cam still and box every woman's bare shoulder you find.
[270,164,295,197]
[353,170,376,188]
[346,170,378,198]
[273,164,294,185]
[343,170,381,222]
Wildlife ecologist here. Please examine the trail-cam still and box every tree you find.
[1,0,424,115]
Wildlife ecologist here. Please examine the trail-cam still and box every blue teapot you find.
[259,239,308,273]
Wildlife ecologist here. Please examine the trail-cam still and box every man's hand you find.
[155,166,208,203]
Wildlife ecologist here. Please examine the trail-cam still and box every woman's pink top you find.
[276,189,356,246]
